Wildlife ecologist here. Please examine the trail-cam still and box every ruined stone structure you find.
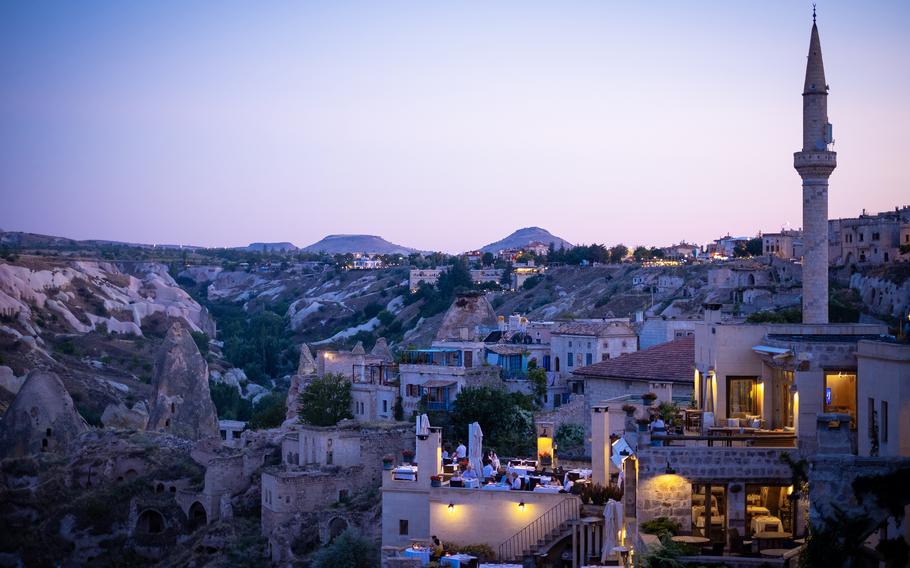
[285,343,317,424]
[794,16,836,324]
[147,323,219,441]
[0,369,87,459]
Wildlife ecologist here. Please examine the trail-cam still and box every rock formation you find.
[435,292,498,342]
[370,337,393,362]
[147,323,219,441]
[285,344,316,424]
[0,369,87,459]
[101,400,150,430]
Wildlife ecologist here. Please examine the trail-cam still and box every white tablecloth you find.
[403,548,431,565]
[441,554,476,567]
[462,477,479,489]
[747,505,771,516]
[533,486,562,493]
[751,516,783,535]
[510,465,535,477]
[482,484,512,491]
[393,466,418,481]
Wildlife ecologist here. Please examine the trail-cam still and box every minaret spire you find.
[794,13,836,325]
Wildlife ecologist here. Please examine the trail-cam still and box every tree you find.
[527,367,548,407]
[248,392,287,430]
[609,244,629,264]
[449,387,535,456]
[482,252,495,266]
[632,246,652,262]
[298,373,353,426]
[311,528,378,568]
[191,331,210,357]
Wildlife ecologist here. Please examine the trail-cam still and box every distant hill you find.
[301,234,418,255]
[244,242,298,253]
[478,227,573,253]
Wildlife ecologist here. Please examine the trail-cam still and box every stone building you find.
[549,320,638,383]
[262,421,412,563]
[762,229,803,260]
[828,205,910,266]
[408,267,448,292]
[571,336,694,406]
[637,315,698,350]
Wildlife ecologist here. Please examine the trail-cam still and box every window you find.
[824,371,857,429]
[382,400,388,413]
[568,341,573,348]
[872,232,880,241]
[543,355,551,371]
[602,354,610,361]
[399,519,409,535]
[745,484,794,536]
[567,352,574,367]
[326,451,333,465]
[868,398,876,439]
[882,401,889,443]
[859,233,864,242]
[727,377,759,417]
[586,353,593,365]
[406,384,418,397]
[587,342,591,348]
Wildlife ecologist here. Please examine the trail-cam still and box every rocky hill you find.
[243,242,298,253]
[300,234,419,255]
[479,227,573,253]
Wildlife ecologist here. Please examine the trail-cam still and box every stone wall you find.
[634,446,796,534]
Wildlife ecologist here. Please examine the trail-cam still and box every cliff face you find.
[147,323,219,441]
[849,271,910,319]
[0,370,87,459]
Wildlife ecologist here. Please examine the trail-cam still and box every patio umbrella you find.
[468,422,483,481]
[600,499,623,562]
[415,414,430,465]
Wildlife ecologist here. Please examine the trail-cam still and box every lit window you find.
[824,371,857,429]
[727,377,759,417]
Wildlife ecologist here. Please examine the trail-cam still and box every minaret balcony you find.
[794,151,837,177]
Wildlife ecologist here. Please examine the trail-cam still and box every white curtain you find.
[415,414,430,465]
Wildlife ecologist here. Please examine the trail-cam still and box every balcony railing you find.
[425,401,453,411]
[650,432,797,448]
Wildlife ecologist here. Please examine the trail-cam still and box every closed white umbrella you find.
[601,499,624,562]
[468,422,483,483]
[415,414,430,465]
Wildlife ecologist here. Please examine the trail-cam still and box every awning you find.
[421,379,458,389]
[752,345,793,360]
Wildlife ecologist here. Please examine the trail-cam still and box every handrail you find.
[651,433,797,447]
[497,496,580,561]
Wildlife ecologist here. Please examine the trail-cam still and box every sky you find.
[1,1,909,254]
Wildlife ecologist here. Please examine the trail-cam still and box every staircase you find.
[497,496,581,562]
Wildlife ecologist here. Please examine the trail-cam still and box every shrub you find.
[248,392,287,430]
[641,517,681,537]
[298,373,353,426]
[311,528,377,568]
[191,331,210,356]
[555,423,585,449]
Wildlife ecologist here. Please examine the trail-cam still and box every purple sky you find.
[1,1,908,253]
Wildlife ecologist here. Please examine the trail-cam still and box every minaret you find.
[794,8,836,324]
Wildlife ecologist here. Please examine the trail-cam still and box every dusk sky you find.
[1,1,908,253]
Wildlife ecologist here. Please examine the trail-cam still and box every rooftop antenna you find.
[812,4,816,23]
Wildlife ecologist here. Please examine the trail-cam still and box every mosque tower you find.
[794,8,836,324]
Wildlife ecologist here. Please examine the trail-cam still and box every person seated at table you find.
[442,446,450,460]
[510,472,522,490]
[431,535,444,559]
[463,463,478,480]
[651,415,666,434]
[455,441,467,459]
[482,461,495,480]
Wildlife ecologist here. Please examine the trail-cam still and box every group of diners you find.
[440,444,591,492]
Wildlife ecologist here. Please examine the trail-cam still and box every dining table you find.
[403,547,431,566]
[751,515,783,535]
[670,536,710,545]
[440,553,476,567]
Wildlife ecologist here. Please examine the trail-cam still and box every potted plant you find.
[430,474,443,488]
[402,449,415,464]
[621,404,637,417]
[382,455,394,470]
[641,392,658,406]
[539,451,552,467]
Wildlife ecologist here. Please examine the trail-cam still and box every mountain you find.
[244,242,298,253]
[478,227,573,253]
[301,234,418,255]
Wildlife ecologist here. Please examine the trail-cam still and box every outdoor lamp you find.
[518,501,525,511]
[448,503,455,512]
[664,459,676,475]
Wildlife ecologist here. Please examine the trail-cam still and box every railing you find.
[425,401,453,411]
[651,433,797,448]
[498,496,581,561]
